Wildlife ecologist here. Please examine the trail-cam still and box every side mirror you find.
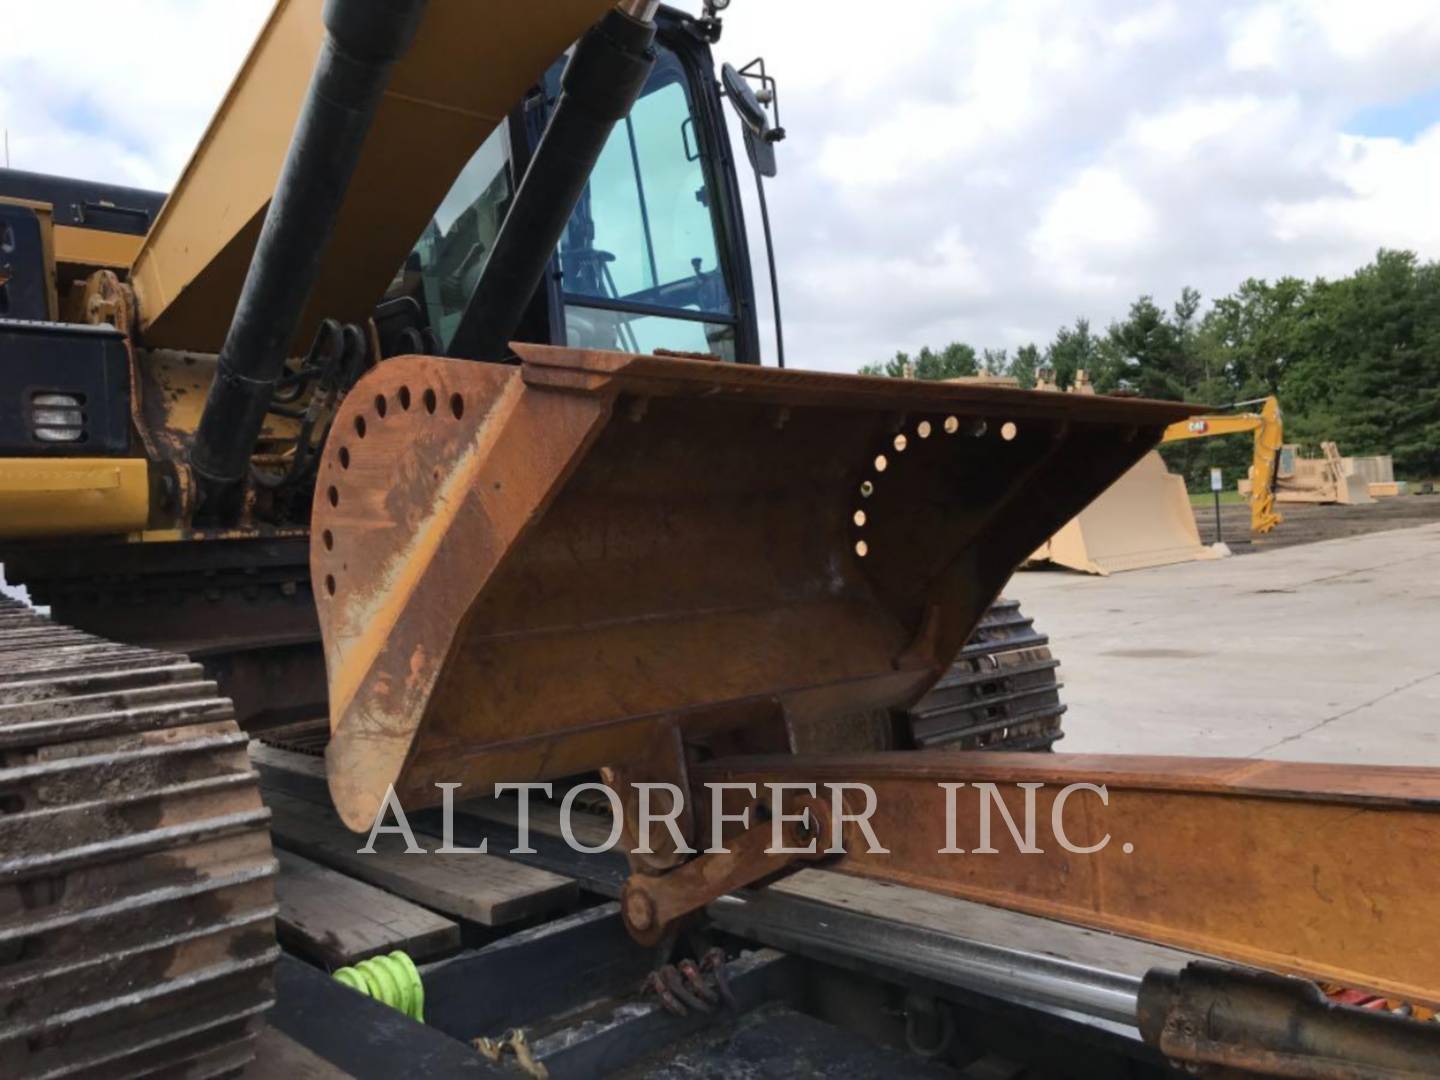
[722,62,780,178]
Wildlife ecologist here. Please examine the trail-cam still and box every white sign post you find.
[1210,468,1224,544]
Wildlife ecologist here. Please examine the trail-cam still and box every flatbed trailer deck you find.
[244,745,1290,1079]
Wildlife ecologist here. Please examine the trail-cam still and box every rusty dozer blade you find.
[313,345,1195,830]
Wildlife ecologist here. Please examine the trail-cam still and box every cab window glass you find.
[404,123,513,346]
[554,47,737,357]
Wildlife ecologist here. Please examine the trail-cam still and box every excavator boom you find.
[1162,394,1284,533]
[129,0,612,353]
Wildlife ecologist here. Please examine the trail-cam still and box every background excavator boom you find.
[1162,394,1284,533]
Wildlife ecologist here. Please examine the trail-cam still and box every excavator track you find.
[905,599,1066,752]
[0,597,277,1079]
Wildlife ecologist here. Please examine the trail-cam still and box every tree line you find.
[860,249,1440,486]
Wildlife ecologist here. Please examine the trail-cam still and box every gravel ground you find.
[1011,520,1440,763]
[1193,492,1440,554]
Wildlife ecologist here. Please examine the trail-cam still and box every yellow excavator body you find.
[130,0,612,352]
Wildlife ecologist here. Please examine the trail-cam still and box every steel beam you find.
[694,752,1440,1009]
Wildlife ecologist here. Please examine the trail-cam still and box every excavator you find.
[1028,391,1284,574]
[1,2,1438,1076]
[1161,395,1285,534]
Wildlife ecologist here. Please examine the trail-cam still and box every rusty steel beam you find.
[692,752,1440,1011]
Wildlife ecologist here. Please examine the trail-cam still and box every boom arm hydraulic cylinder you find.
[447,6,657,361]
[189,0,427,521]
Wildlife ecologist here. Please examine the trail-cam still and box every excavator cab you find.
[393,12,758,365]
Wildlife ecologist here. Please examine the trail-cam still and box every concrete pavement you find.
[1006,522,1440,764]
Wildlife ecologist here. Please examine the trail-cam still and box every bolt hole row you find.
[322,385,467,601]
[349,385,464,443]
[853,416,1020,559]
[331,384,467,487]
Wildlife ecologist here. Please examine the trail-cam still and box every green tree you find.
[1102,294,1195,399]
[859,350,911,378]
[1281,250,1440,476]
[1199,276,1308,396]
[1043,318,1100,390]
[861,341,979,380]
[1010,343,1040,389]
[981,347,1008,376]
[861,251,1440,480]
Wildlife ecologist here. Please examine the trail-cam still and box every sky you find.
[2,1,1438,373]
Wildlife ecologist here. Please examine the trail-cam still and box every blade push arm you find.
[684,751,1440,1013]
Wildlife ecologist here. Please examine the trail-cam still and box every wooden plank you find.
[265,789,578,927]
[251,741,331,805]
[274,849,459,968]
[458,792,618,850]
[252,1021,352,1080]
[251,742,621,849]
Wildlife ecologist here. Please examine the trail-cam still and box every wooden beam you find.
[251,741,330,805]
[252,1022,350,1080]
[265,789,577,928]
[275,849,459,967]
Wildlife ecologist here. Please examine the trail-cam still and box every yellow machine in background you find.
[1025,372,1219,575]
[1027,393,1289,575]
[1027,449,1221,575]
[1162,395,1284,534]
[1267,441,1376,506]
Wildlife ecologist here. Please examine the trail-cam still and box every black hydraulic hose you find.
[189,0,428,522]
[446,6,657,362]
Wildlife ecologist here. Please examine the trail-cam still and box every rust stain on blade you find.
[324,368,521,720]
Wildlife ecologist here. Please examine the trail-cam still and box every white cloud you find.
[2,0,1438,373]
[1129,97,1268,160]
[1029,168,1157,295]
[1267,125,1440,270]
[1226,5,1291,71]
[0,1,264,187]
[1303,0,1439,61]
[1110,4,1181,48]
